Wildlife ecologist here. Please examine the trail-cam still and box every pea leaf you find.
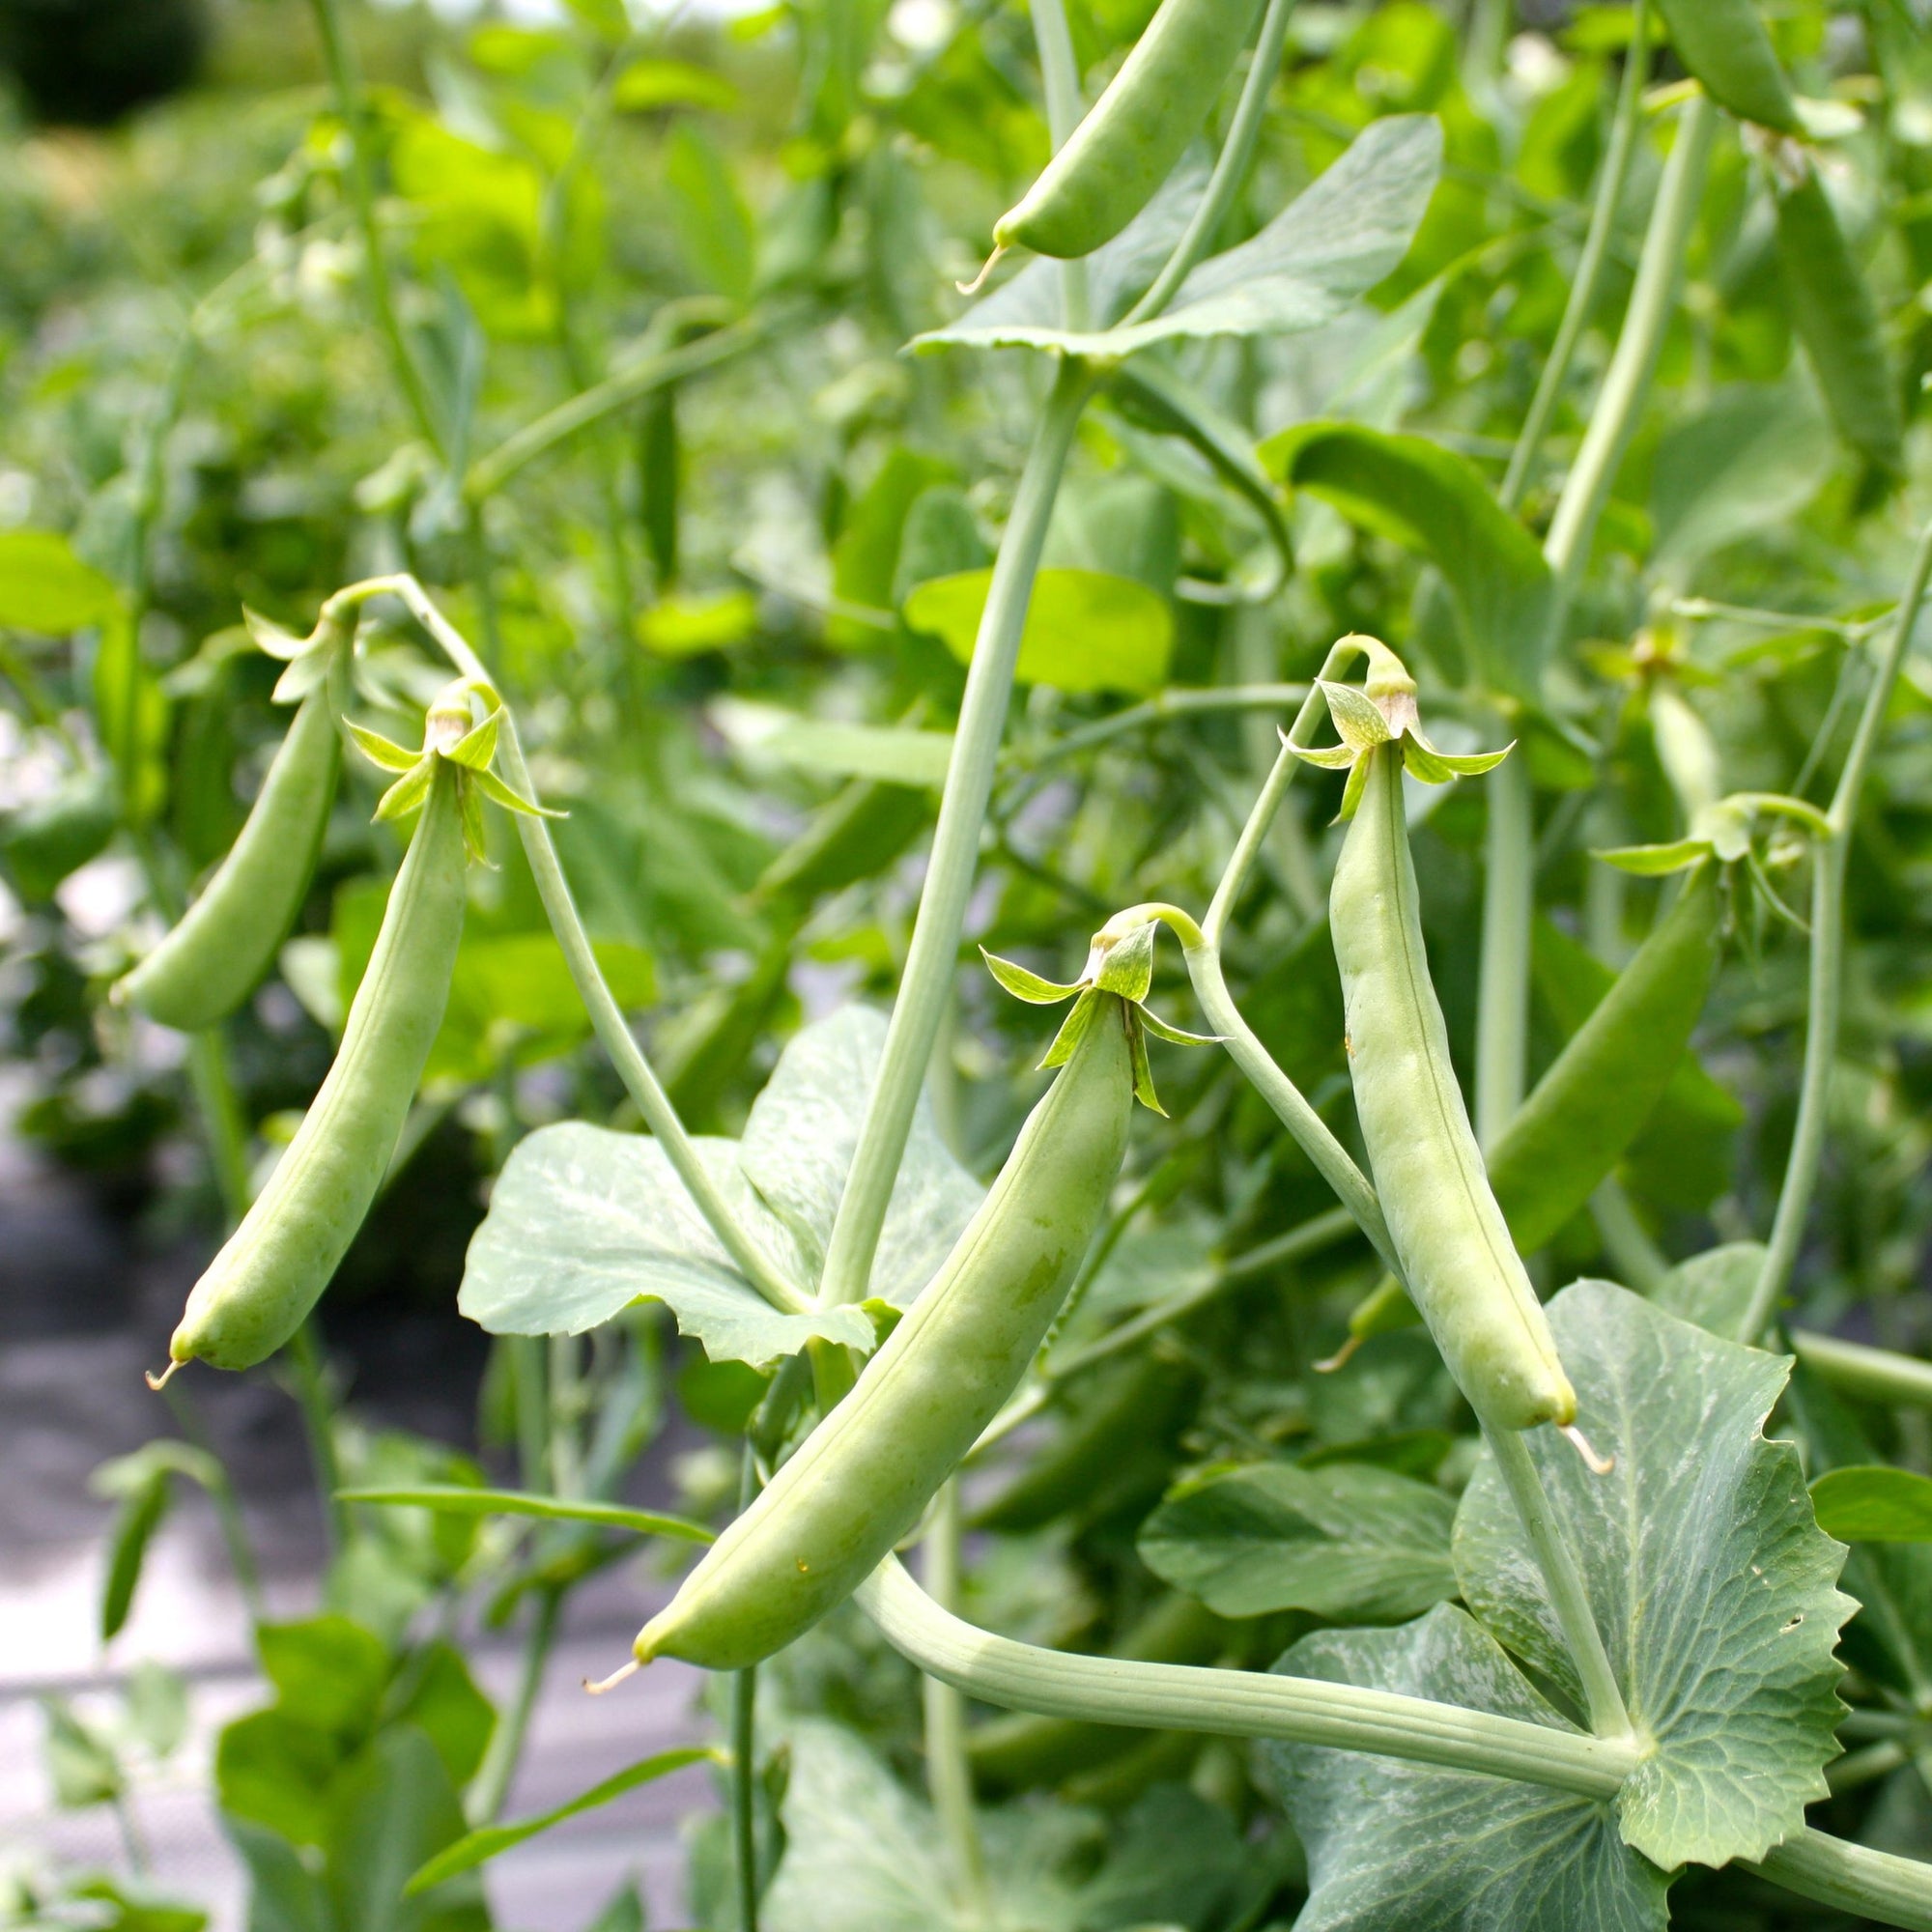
[1262,1605,1670,1932]
[1810,1467,1932,1543]
[0,528,121,633]
[1139,1462,1457,1622]
[1258,422,1555,699]
[902,567,1173,696]
[1453,1282,1855,1869]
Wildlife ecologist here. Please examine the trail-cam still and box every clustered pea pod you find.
[117,663,343,1032]
[1329,738,1575,1433]
[1654,0,1801,134]
[1773,154,1905,475]
[633,990,1136,1672]
[992,0,1262,262]
[158,747,469,1376]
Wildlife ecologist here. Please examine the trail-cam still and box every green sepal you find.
[982,949,1083,1006]
[1403,737,1512,785]
[242,607,309,662]
[1137,1008,1222,1048]
[1286,740,1356,771]
[1317,678,1395,753]
[1093,920,1155,1004]
[1335,747,1377,823]
[272,650,333,705]
[448,710,502,772]
[459,771,490,864]
[374,758,437,823]
[1594,838,1715,876]
[1128,1013,1165,1116]
[468,766,566,821]
[350,724,424,774]
[1038,987,1099,1069]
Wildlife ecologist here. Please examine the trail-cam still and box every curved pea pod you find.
[117,686,341,1031]
[161,761,468,1373]
[1330,744,1574,1433]
[992,0,1261,262]
[1655,0,1801,134]
[970,1348,1200,1533]
[1774,156,1905,475]
[634,993,1136,1672]
[1487,862,1721,1253]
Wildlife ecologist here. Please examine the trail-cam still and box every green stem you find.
[468,1585,561,1826]
[1753,1830,1932,1931]
[287,1321,345,1562]
[856,1557,1637,1798]
[306,0,440,452]
[1542,90,1714,585]
[1740,512,1932,1344]
[730,1442,761,1932]
[1020,682,1310,775]
[1483,1426,1632,1741]
[185,1028,252,1229]
[816,360,1093,1308]
[1125,0,1293,326]
[330,576,811,1316]
[1474,744,1532,1151]
[921,1484,991,1922]
[1790,1330,1932,1411]
[1498,0,1651,511]
[158,1381,267,1624]
[1029,0,1090,331]
[1589,1176,1668,1294]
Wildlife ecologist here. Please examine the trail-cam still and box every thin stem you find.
[306,0,440,451]
[856,1557,1637,1798]
[1484,1426,1632,1741]
[158,1381,266,1623]
[1753,1829,1932,1931]
[1543,90,1715,585]
[1498,0,1651,511]
[1740,512,1932,1344]
[468,1585,561,1825]
[286,1321,345,1562]
[1588,1176,1668,1294]
[331,576,811,1316]
[921,1484,991,1922]
[1474,745,1533,1151]
[1125,0,1293,326]
[1018,682,1310,777]
[1790,1330,1932,1411]
[816,360,1093,1308]
[1028,0,1090,330]
[185,1028,252,1228]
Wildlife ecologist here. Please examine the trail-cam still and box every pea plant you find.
[6,0,1932,1927]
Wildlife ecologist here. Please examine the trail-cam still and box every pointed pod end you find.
[145,1358,182,1392]
[583,1659,640,1696]
[954,242,1008,297]
[1313,1334,1361,1375]
[1561,1422,1615,1476]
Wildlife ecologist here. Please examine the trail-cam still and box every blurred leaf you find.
[667,125,754,305]
[1811,1467,1932,1543]
[0,528,120,632]
[637,589,759,658]
[324,1727,489,1932]
[124,1661,190,1760]
[256,1618,391,1743]
[43,1698,124,1808]
[831,448,954,648]
[611,57,738,113]
[99,1462,169,1642]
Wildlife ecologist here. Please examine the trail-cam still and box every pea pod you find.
[1655,0,1801,134]
[158,759,468,1375]
[1774,156,1905,475]
[633,992,1136,1671]
[992,0,1261,262]
[117,685,341,1031]
[1331,743,1575,1432]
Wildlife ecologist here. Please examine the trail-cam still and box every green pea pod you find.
[118,686,341,1031]
[993,0,1261,262]
[161,760,468,1373]
[1655,0,1801,134]
[634,993,1136,1671]
[1774,156,1905,475]
[970,1349,1200,1533]
[1488,863,1721,1253]
[1331,744,1574,1433]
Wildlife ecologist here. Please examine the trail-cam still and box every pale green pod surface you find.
[1654,0,1801,135]
[119,687,342,1032]
[636,994,1136,1671]
[1330,746,1575,1433]
[167,763,468,1372]
[994,0,1261,262]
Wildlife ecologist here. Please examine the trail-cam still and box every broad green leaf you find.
[1259,423,1554,698]
[831,447,954,648]
[758,719,954,787]
[407,1747,717,1892]
[0,770,116,902]
[1810,1467,1932,1543]
[1453,1282,1854,1868]
[1651,1240,1764,1339]
[1073,1784,1249,1930]
[1139,1462,1456,1621]
[637,589,759,658]
[125,1661,190,1759]
[43,1699,124,1807]
[1263,1605,1669,1932]
[387,1643,496,1792]
[666,124,754,305]
[223,1819,333,1932]
[257,1618,391,1742]
[903,568,1173,696]
[611,56,737,113]
[338,1485,712,1544]
[324,1726,488,1932]
[216,1710,344,1849]
[0,528,121,632]
[919,119,1440,357]
[459,1124,861,1361]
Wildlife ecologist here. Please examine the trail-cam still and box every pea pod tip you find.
[1561,1422,1614,1476]
[144,1359,182,1392]
[583,1660,639,1696]
[955,242,1008,297]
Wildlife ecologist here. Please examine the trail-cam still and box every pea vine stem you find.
[920,1483,991,1922]
[331,575,812,1318]
[816,359,1094,1309]
[1739,509,1932,1345]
